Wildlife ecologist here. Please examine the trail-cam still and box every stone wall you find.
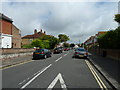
[0,48,34,60]
[1,48,34,54]
[0,52,32,61]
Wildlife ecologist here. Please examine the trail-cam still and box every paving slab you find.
[88,53,120,89]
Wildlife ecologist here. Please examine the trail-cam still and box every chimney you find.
[44,31,46,34]
[34,29,37,34]
[40,29,42,33]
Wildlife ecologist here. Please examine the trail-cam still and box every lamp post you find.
[118,1,120,26]
[97,44,100,54]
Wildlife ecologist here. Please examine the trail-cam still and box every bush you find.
[63,43,70,47]
[22,44,34,48]
[31,39,50,49]
[98,27,120,49]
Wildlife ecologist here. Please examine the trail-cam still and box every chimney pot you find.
[40,29,42,33]
[34,29,37,34]
[44,31,46,34]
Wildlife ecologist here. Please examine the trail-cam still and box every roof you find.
[22,32,45,39]
[97,31,107,36]
[0,13,13,22]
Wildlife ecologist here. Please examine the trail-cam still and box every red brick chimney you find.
[40,29,42,33]
[44,31,46,34]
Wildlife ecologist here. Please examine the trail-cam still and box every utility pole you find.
[118,1,120,26]
[79,40,80,47]
[118,1,120,14]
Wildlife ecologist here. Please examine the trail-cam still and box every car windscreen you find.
[54,48,61,50]
[76,48,85,51]
[35,49,44,52]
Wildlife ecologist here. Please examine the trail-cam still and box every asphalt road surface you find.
[2,50,113,90]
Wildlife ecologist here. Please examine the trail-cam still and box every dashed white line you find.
[21,64,52,89]
[55,56,62,62]
[19,80,26,85]
[63,54,67,57]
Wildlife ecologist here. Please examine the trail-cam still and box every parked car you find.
[64,48,69,51]
[73,48,88,58]
[33,49,52,59]
[53,47,63,54]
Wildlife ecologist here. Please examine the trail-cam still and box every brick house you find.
[84,31,107,49]
[0,13,22,48]
[0,13,13,48]
[21,29,46,46]
[12,24,21,48]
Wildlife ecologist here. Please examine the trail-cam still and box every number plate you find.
[36,53,40,54]
[79,55,84,57]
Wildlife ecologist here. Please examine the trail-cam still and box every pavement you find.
[1,55,33,69]
[88,53,120,89]
[2,50,113,89]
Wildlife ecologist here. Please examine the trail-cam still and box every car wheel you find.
[50,54,52,57]
[44,55,47,59]
[84,56,87,59]
[72,56,75,58]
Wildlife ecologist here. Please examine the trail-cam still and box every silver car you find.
[73,48,88,58]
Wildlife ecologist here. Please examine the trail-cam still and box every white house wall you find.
[0,34,12,48]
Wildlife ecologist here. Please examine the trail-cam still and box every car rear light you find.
[40,52,44,54]
[85,52,88,55]
[75,52,79,54]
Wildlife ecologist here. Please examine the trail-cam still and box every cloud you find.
[1,2,118,43]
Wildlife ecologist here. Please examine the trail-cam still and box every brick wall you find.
[22,38,33,46]
[0,20,12,35]
[12,25,21,48]
[1,48,34,54]
[89,48,120,61]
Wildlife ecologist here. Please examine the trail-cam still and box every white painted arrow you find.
[47,73,67,90]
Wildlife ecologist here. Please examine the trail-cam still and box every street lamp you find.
[97,44,100,54]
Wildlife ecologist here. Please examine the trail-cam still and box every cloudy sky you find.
[1,0,119,43]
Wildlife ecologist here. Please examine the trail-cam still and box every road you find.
[2,50,112,90]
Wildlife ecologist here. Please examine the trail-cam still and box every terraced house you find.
[84,31,107,49]
[22,29,46,46]
[0,13,21,48]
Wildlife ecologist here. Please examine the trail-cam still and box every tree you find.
[58,34,70,43]
[63,43,70,47]
[114,14,120,24]
[70,43,75,47]
[97,28,120,49]
[39,35,60,49]
[31,39,44,48]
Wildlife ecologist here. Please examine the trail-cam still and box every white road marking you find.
[55,57,62,62]
[19,67,46,85]
[21,64,52,89]
[63,54,67,57]
[47,73,67,90]
[19,80,26,85]
[63,52,69,57]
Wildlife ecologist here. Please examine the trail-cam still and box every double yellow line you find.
[0,60,33,70]
[85,60,108,90]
